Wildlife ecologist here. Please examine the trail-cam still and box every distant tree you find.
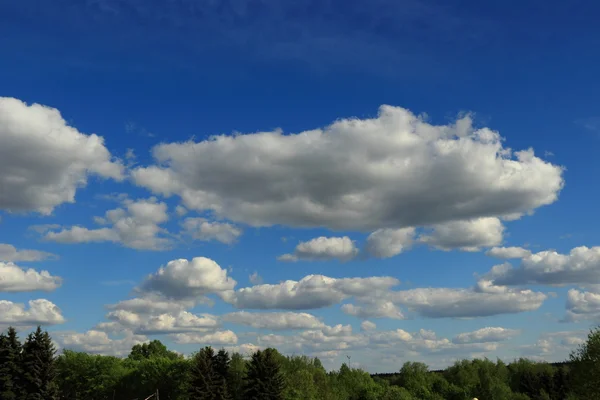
[244,348,285,400]
[128,339,181,361]
[0,327,23,400]
[229,352,247,400]
[214,349,232,400]
[189,346,218,400]
[21,326,58,400]
[569,327,600,399]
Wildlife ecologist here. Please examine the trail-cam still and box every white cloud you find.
[484,246,600,287]
[170,330,238,345]
[106,295,196,315]
[0,299,65,325]
[106,310,219,334]
[224,274,399,310]
[57,330,148,356]
[278,236,359,262]
[0,244,57,262]
[44,197,171,250]
[419,217,504,251]
[452,327,520,344]
[486,246,532,259]
[181,217,242,244]
[361,321,377,331]
[132,106,563,231]
[0,262,62,292]
[564,289,600,322]
[366,228,415,258]
[138,257,237,300]
[390,286,546,318]
[342,300,405,320]
[223,311,325,330]
[0,97,124,214]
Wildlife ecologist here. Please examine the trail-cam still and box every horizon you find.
[1,0,600,373]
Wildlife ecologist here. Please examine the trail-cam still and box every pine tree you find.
[189,346,219,400]
[0,327,23,400]
[21,326,58,400]
[214,349,232,400]
[244,348,285,400]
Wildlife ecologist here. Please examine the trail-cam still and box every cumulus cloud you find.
[106,310,219,334]
[361,321,377,331]
[132,106,563,231]
[0,97,124,214]
[223,274,399,310]
[0,244,57,262]
[342,300,405,320]
[365,228,415,258]
[170,330,238,345]
[0,299,65,325]
[486,246,532,259]
[106,295,196,315]
[44,197,171,250]
[484,246,600,287]
[57,330,148,356]
[0,262,62,292]
[452,327,520,344]
[223,311,325,330]
[278,236,359,262]
[181,217,242,244]
[419,217,504,251]
[138,257,237,300]
[389,286,546,318]
[564,289,600,322]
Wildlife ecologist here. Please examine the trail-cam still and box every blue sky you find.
[1,0,600,372]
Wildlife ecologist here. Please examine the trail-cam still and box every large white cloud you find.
[0,97,124,214]
[44,197,171,250]
[419,217,504,252]
[341,299,405,320]
[0,262,62,292]
[278,236,359,262]
[0,244,57,262]
[484,246,600,287]
[0,299,65,325]
[138,257,237,300]
[132,106,563,231]
[223,274,399,310]
[222,311,325,330]
[365,228,415,258]
[388,286,546,318]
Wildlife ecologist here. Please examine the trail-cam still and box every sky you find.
[1,0,600,372]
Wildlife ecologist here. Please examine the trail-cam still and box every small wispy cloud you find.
[575,117,600,134]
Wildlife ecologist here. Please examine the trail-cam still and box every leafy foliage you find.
[2,325,599,400]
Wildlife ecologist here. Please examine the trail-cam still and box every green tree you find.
[569,327,600,399]
[228,352,247,400]
[0,327,23,400]
[128,339,181,361]
[214,349,232,400]
[21,327,58,400]
[244,348,285,400]
[189,346,218,400]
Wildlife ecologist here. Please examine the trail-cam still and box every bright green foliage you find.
[21,327,58,400]
[55,350,128,399]
[570,327,600,399]
[244,348,286,400]
[0,327,23,400]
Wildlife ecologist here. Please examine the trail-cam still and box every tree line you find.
[1,326,600,399]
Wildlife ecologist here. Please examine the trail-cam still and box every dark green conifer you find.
[0,327,23,400]
[21,326,58,400]
[189,346,218,400]
[244,348,285,400]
